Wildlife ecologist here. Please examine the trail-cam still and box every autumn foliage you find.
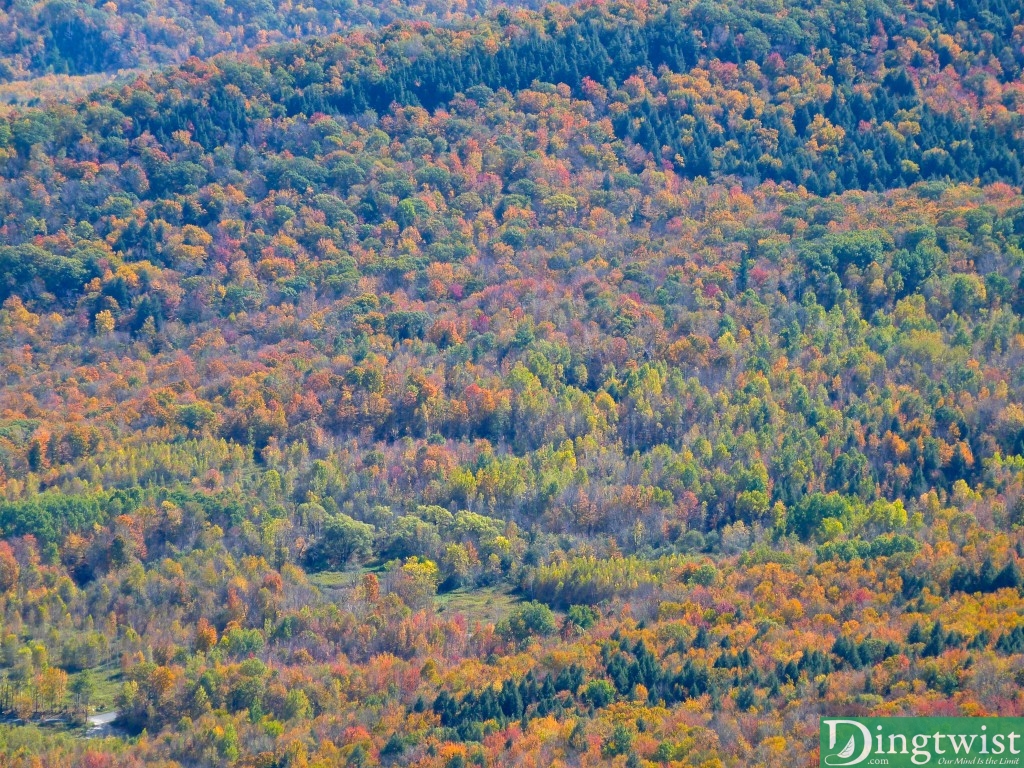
[0,0,1023,766]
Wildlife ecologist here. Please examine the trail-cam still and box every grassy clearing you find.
[74,663,123,714]
[307,565,380,592]
[309,570,520,625]
[307,570,359,590]
[435,585,519,626]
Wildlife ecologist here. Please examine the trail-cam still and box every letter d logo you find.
[823,719,873,766]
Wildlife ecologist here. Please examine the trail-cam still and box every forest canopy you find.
[1,0,1024,766]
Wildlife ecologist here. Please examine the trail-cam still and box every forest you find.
[0,0,1024,765]
[0,0,522,83]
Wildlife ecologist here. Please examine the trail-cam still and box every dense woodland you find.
[1,0,1024,766]
[0,0,527,85]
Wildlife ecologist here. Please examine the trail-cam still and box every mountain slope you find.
[0,1,1024,765]
[0,0,511,82]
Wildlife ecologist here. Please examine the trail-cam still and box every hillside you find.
[1,0,1024,766]
[0,0,517,84]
